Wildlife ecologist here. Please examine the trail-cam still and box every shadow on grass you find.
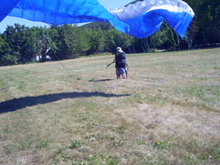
[89,79,114,82]
[0,91,130,113]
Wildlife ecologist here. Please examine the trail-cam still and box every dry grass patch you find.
[0,48,220,165]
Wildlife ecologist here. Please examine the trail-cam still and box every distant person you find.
[115,47,128,79]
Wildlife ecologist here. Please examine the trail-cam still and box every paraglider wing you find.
[0,0,19,21]
[0,0,194,39]
[109,0,195,38]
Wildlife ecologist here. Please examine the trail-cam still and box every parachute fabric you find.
[0,0,194,38]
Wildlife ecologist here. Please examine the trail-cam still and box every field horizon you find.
[0,48,220,165]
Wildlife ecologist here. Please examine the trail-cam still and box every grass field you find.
[0,48,220,165]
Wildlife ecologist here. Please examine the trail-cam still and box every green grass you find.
[0,48,220,165]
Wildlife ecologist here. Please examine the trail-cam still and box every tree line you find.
[0,0,219,66]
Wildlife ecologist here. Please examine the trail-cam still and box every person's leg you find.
[122,68,126,79]
[116,68,119,79]
[120,64,126,79]
[124,68,128,78]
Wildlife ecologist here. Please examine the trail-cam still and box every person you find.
[115,47,128,79]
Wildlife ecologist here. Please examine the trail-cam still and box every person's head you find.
[116,47,123,52]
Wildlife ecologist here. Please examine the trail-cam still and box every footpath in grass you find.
[0,48,220,165]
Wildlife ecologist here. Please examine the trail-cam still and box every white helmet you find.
[116,47,122,51]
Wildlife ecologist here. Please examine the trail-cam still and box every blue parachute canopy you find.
[0,0,194,39]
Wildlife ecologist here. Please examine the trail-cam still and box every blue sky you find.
[0,0,132,33]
